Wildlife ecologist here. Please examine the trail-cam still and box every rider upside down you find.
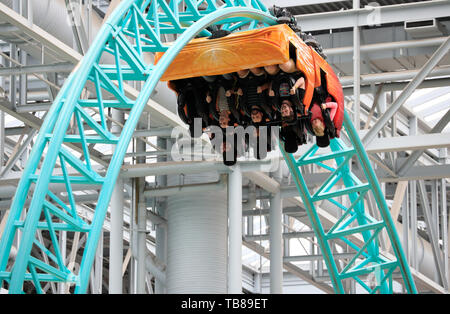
[168,61,341,166]
[165,6,344,166]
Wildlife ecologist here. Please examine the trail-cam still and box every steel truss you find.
[0,0,416,294]
[282,112,417,293]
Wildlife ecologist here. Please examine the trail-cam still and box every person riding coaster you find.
[307,93,338,148]
[168,77,210,138]
[278,99,308,153]
[249,105,273,160]
[214,114,249,167]
[235,68,274,122]
[264,59,307,153]
[204,74,243,125]
[265,58,306,114]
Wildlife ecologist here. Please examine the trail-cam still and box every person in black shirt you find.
[265,60,305,112]
[235,68,273,121]
[248,106,273,160]
[278,99,307,153]
[169,77,210,138]
[264,59,307,152]
[204,74,243,125]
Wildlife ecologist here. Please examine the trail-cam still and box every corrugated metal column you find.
[228,166,243,293]
[109,110,124,294]
[166,168,227,293]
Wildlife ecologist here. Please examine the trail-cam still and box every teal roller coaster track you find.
[0,0,416,294]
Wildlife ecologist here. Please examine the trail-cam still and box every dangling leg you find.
[207,92,219,123]
[227,93,242,125]
[193,87,210,127]
[281,126,299,154]
[222,137,237,166]
[310,104,331,148]
[295,119,307,146]
[321,105,337,139]
[297,88,306,113]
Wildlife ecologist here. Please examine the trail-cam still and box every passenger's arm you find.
[291,76,305,94]
[322,102,338,120]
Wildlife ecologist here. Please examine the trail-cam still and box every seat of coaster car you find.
[155,23,344,134]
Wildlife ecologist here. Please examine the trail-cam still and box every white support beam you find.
[296,1,450,32]
[353,0,361,131]
[109,109,124,294]
[363,37,450,146]
[398,110,450,176]
[0,62,74,76]
[0,2,186,130]
[269,191,283,294]
[243,240,335,294]
[340,67,450,88]
[228,166,243,294]
[325,37,448,56]
[0,2,81,63]
[367,133,450,154]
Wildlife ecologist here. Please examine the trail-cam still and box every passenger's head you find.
[222,73,233,81]
[203,75,216,83]
[280,100,294,119]
[264,64,280,75]
[279,58,297,73]
[219,110,231,128]
[250,67,264,76]
[250,107,264,123]
[312,118,325,137]
[237,69,250,78]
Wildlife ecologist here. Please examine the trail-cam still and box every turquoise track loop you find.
[281,110,417,294]
[0,0,416,294]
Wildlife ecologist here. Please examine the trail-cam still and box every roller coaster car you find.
[155,23,344,137]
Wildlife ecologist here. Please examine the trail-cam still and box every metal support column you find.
[94,230,103,294]
[440,148,449,289]
[109,110,124,294]
[155,137,167,294]
[136,139,147,294]
[269,191,283,294]
[228,166,242,294]
[418,180,446,286]
[0,110,4,172]
[353,0,360,131]
[409,117,418,269]
[109,176,124,293]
